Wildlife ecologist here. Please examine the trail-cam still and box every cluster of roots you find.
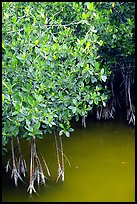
[27,137,51,194]
[6,136,51,194]
[96,77,135,126]
[54,131,65,182]
[5,132,70,194]
[6,136,27,186]
[96,102,116,121]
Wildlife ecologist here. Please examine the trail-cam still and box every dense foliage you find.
[2,2,112,147]
[90,2,135,123]
[2,2,135,193]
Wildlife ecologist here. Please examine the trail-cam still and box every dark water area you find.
[2,119,135,202]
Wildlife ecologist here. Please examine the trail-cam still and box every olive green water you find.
[2,120,135,202]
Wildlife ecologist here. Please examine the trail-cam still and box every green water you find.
[2,120,135,202]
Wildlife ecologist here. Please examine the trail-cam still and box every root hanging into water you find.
[127,109,135,126]
[28,137,48,194]
[6,159,11,172]
[10,138,24,186]
[54,131,62,182]
[82,116,86,128]
[96,92,116,122]
[57,148,71,167]
[54,131,64,182]
[102,106,109,120]
[121,69,129,107]
[6,136,27,186]
[109,102,115,119]
[96,107,102,120]
[96,80,116,121]
[27,137,36,194]
[96,104,115,121]
[127,78,135,126]
[16,136,27,177]
[35,155,46,185]
[36,147,51,178]
[60,134,64,182]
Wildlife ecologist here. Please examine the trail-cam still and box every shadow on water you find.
[2,119,135,202]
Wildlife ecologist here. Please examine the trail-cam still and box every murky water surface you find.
[2,120,135,202]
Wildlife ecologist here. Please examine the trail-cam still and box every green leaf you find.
[18,117,24,122]
[34,130,43,135]
[28,95,34,106]
[65,131,70,137]
[101,75,107,82]
[103,101,106,107]
[91,76,97,83]
[2,94,4,101]
[69,128,74,132]
[51,121,56,126]
[72,107,77,114]
[2,41,4,49]
[87,2,94,11]
[15,102,20,111]
[35,39,39,45]
[73,98,77,105]
[26,119,31,127]
[33,122,40,131]
[112,2,115,7]
[89,100,93,105]
[95,62,100,71]
[59,123,64,129]
[99,40,103,46]
[85,41,90,49]
[2,81,10,90]
[25,126,33,132]
[94,97,99,105]
[35,94,43,102]
[22,87,29,92]
[68,106,73,110]
[101,68,104,75]
[13,127,19,136]
[16,55,23,61]
[27,83,32,91]
[59,130,63,136]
